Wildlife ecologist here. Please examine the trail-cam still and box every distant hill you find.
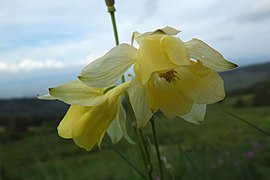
[0,62,269,124]
[221,62,270,92]
[0,98,68,126]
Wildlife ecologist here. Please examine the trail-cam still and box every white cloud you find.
[0,59,66,73]
[237,0,270,22]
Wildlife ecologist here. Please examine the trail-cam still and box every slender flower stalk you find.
[105,1,124,83]
[151,117,164,180]
[106,1,119,46]
[139,129,153,178]
[105,1,153,179]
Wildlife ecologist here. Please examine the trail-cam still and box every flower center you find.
[158,70,179,83]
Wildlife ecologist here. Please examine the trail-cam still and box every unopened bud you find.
[105,0,115,6]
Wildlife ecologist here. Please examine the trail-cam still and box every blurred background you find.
[1,0,270,179]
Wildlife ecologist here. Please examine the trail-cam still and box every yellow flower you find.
[40,80,133,151]
[79,26,237,128]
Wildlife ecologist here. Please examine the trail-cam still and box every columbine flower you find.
[40,80,133,151]
[79,26,237,128]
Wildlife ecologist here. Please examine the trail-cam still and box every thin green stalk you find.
[126,93,153,180]
[105,3,152,179]
[106,4,125,83]
[139,129,153,179]
[136,129,153,180]
[221,109,270,136]
[105,140,147,180]
[150,117,164,180]
[107,6,119,46]
[139,130,151,163]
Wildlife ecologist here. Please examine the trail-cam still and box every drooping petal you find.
[72,100,119,151]
[129,77,153,129]
[71,82,130,151]
[161,36,191,66]
[49,80,105,106]
[175,61,225,104]
[146,74,193,118]
[79,44,137,87]
[116,104,135,144]
[57,105,91,138]
[107,117,123,144]
[180,104,206,124]
[185,38,237,71]
[104,81,134,144]
[134,36,181,85]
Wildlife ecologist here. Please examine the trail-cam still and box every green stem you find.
[136,129,152,180]
[107,5,126,84]
[107,6,119,46]
[126,93,153,180]
[139,129,153,179]
[150,117,164,180]
[139,130,151,163]
[105,140,147,179]
[106,4,151,179]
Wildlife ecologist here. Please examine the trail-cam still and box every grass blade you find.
[221,109,270,136]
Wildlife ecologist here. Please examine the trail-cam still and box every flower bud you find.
[105,0,115,6]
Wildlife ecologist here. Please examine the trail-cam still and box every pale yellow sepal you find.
[49,80,106,106]
[108,103,135,144]
[107,117,123,144]
[79,44,137,87]
[180,104,206,124]
[129,77,153,129]
[175,61,225,104]
[117,104,135,144]
[37,94,57,100]
[185,38,237,71]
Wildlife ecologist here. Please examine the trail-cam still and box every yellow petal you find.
[132,31,141,45]
[79,44,137,87]
[185,38,237,71]
[146,74,193,118]
[49,80,105,106]
[57,105,91,138]
[180,104,206,124]
[72,100,119,151]
[161,36,191,66]
[71,82,129,151]
[129,77,153,129]
[155,26,181,35]
[135,26,180,44]
[175,61,225,104]
[134,36,180,85]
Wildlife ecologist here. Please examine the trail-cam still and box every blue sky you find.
[1,0,270,98]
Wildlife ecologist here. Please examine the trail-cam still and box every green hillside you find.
[221,62,270,92]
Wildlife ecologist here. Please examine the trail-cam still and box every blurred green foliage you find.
[1,98,270,180]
